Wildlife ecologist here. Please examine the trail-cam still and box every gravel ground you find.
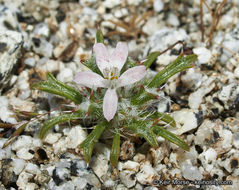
[0,0,239,190]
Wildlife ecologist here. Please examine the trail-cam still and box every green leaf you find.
[152,126,189,151]
[40,111,83,139]
[144,52,160,69]
[149,112,176,128]
[96,29,104,43]
[147,54,197,88]
[79,121,108,162]
[126,120,158,147]
[131,88,158,105]
[110,129,120,167]
[81,56,102,76]
[32,73,83,104]
[88,101,103,120]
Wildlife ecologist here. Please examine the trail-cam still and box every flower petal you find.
[110,42,128,71]
[103,88,118,121]
[118,65,146,87]
[93,43,110,74]
[74,72,107,88]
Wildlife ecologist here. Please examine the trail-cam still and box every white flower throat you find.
[103,67,120,89]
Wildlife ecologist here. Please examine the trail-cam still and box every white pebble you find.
[16,148,34,160]
[193,47,212,64]
[181,161,203,180]
[203,148,217,162]
[136,162,158,185]
[154,0,164,12]
[57,67,73,83]
[0,139,11,160]
[0,96,17,123]
[167,13,180,27]
[120,160,140,172]
[12,159,26,175]
[25,163,40,175]
[44,133,62,144]
[65,126,87,149]
[234,67,239,78]
[12,135,33,151]
[120,170,137,188]
[171,109,198,135]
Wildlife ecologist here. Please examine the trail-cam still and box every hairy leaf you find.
[149,112,176,128]
[32,73,82,104]
[81,56,102,76]
[126,120,158,147]
[110,129,120,167]
[79,121,109,162]
[144,52,160,69]
[96,29,104,43]
[131,88,158,105]
[147,54,197,88]
[153,126,189,151]
[40,111,83,139]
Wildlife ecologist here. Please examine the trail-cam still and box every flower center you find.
[103,67,120,89]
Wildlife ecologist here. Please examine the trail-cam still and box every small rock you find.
[52,167,70,186]
[120,170,137,188]
[136,162,159,185]
[0,96,17,123]
[1,159,18,188]
[33,22,50,37]
[167,13,180,27]
[65,126,87,149]
[16,70,31,99]
[119,160,140,172]
[12,135,33,151]
[202,148,217,162]
[181,160,203,180]
[25,163,40,175]
[90,154,109,181]
[153,0,164,12]
[193,47,212,64]
[16,148,34,160]
[72,177,87,189]
[0,30,23,93]
[103,0,121,8]
[57,67,73,83]
[120,140,135,160]
[171,109,200,135]
[32,37,53,57]
[12,159,25,175]
[44,133,62,144]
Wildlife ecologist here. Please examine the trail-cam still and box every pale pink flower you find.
[74,42,146,121]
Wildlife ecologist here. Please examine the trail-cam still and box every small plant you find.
[3,30,197,166]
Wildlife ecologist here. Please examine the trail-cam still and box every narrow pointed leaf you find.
[146,112,176,128]
[88,101,103,120]
[147,54,197,88]
[144,52,160,69]
[0,123,14,128]
[3,122,28,148]
[79,121,108,162]
[126,121,158,147]
[153,126,189,151]
[40,111,83,139]
[32,73,82,104]
[81,56,103,76]
[96,29,104,43]
[131,88,158,105]
[110,130,120,167]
